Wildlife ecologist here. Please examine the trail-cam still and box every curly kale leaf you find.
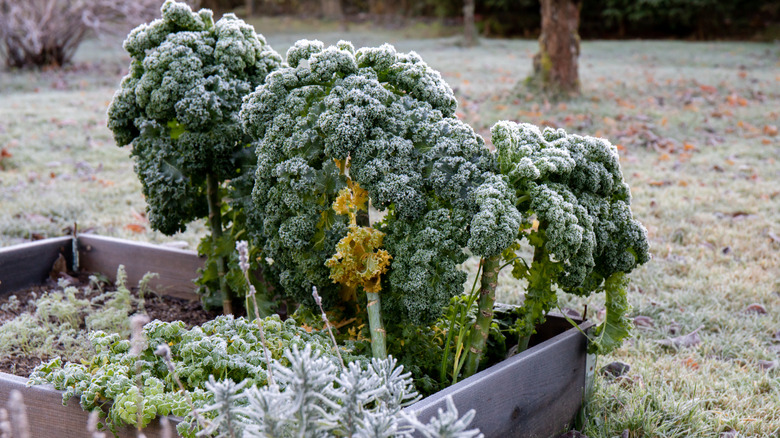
[241,41,520,324]
[493,121,649,351]
[107,0,282,235]
[493,121,649,289]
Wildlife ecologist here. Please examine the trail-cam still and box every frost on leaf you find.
[107,0,282,234]
[241,40,520,323]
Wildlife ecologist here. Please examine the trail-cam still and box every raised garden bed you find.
[0,235,594,438]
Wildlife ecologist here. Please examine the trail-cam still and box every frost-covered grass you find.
[1,29,779,437]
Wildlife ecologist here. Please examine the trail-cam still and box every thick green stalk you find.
[206,173,232,315]
[355,204,386,358]
[462,254,501,378]
[366,291,387,359]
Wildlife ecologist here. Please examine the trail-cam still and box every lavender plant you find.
[198,345,481,438]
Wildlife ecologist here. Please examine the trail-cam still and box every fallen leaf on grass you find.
[633,315,655,329]
[681,357,699,370]
[744,303,767,315]
[756,360,777,371]
[656,325,704,349]
[764,125,778,136]
[125,223,146,233]
[601,361,630,378]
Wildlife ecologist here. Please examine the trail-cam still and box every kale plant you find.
[106,0,283,313]
[492,121,650,355]
[240,40,521,357]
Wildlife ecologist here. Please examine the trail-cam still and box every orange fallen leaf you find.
[737,97,748,107]
[658,153,671,161]
[700,84,717,93]
[763,125,778,136]
[649,181,670,187]
[660,117,668,127]
[683,143,696,151]
[682,357,699,370]
[762,138,772,145]
[725,158,735,165]
[738,70,747,79]
[678,180,689,187]
[125,223,146,233]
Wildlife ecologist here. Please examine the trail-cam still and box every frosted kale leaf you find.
[240,40,520,324]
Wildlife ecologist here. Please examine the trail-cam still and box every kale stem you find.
[365,290,387,359]
[207,172,233,315]
[440,260,482,384]
[461,254,500,378]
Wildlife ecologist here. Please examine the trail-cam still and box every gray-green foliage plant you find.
[198,344,482,438]
[239,40,521,333]
[106,0,283,313]
[29,315,338,437]
[0,267,151,363]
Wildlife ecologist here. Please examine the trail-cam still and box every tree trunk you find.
[245,0,254,17]
[530,0,581,95]
[463,0,477,47]
[321,0,343,20]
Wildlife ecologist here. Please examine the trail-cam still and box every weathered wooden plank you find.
[406,318,594,438]
[0,236,73,295]
[0,371,174,437]
[1,236,594,438]
[78,234,202,301]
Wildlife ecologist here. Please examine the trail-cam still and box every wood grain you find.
[0,236,72,295]
[406,317,594,438]
[1,237,593,438]
[0,372,175,437]
[77,234,202,300]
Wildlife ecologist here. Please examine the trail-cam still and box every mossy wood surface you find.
[0,236,593,438]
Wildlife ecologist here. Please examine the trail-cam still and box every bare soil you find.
[0,272,218,377]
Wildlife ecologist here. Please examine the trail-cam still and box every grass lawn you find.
[1,19,778,437]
